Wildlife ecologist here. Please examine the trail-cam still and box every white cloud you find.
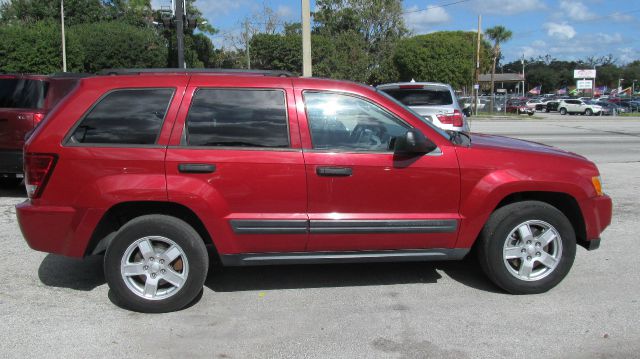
[472,0,545,15]
[610,12,635,22]
[275,5,293,19]
[544,22,577,40]
[618,47,637,64]
[593,33,623,44]
[559,0,596,21]
[403,6,451,33]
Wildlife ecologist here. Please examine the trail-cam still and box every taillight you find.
[33,112,45,126]
[436,109,464,127]
[24,153,57,199]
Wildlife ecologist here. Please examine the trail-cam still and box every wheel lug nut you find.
[151,273,156,278]
[536,242,541,247]
[536,252,541,256]
[526,241,532,245]
[161,269,166,274]
[143,265,149,270]
[150,257,154,262]
[521,249,526,253]
[159,259,164,264]
[527,256,532,261]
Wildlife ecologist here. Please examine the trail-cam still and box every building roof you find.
[479,73,525,82]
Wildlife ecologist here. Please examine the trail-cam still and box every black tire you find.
[585,108,593,116]
[545,107,550,113]
[528,112,534,116]
[476,201,576,294]
[559,108,567,115]
[104,215,209,313]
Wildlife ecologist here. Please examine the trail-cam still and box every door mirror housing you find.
[393,130,437,155]
[462,107,471,117]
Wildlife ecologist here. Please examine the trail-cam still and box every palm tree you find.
[485,26,513,113]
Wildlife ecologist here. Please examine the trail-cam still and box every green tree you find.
[485,25,512,110]
[313,0,407,83]
[393,31,492,90]
[71,20,167,72]
[0,20,84,73]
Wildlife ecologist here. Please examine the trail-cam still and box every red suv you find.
[17,70,612,312]
[0,74,79,183]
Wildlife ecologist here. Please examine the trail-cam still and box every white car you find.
[558,99,603,116]
[377,82,470,132]
[525,99,543,110]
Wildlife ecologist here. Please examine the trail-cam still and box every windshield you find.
[0,78,49,109]
[377,89,451,140]
[381,87,453,106]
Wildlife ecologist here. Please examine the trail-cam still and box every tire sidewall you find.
[481,202,576,294]
[104,215,208,313]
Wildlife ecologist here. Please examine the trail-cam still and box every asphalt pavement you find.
[1,117,639,359]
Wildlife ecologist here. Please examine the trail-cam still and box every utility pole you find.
[61,0,67,72]
[473,15,481,115]
[175,0,185,68]
[521,55,525,97]
[244,20,251,69]
[301,0,312,77]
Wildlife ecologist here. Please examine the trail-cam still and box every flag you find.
[569,88,579,95]
[556,87,567,95]
[528,85,541,95]
[621,87,632,96]
[594,86,607,96]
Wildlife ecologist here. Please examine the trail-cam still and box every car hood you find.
[469,133,585,160]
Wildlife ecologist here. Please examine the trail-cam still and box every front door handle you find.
[178,163,216,174]
[316,166,353,177]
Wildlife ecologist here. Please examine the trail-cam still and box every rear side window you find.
[68,88,174,145]
[185,89,288,148]
[382,87,453,106]
[0,79,49,109]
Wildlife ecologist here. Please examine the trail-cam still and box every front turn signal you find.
[592,176,603,196]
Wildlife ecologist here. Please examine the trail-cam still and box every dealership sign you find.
[574,69,596,79]
[577,80,593,89]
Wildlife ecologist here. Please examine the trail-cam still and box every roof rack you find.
[97,68,296,77]
[49,72,93,78]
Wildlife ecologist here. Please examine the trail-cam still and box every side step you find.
[220,248,470,266]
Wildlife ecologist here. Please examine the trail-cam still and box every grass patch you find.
[471,114,544,120]
[619,113,640,117]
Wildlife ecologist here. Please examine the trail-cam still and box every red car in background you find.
[506,99,535,116]
[0,74,79,183]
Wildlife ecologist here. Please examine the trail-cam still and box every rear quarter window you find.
[67,88,174,145]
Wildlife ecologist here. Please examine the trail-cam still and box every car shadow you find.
[37,252,503,297]
[0,182,26,198]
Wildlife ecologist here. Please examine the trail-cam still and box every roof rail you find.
[97,68,296,77]
[49,72,93,78]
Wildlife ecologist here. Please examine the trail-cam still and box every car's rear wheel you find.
[476,201,576,294]
[585,108,593,116]
[104,215,208,312]
[559,108,567,115]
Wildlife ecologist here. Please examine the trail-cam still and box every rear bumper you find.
[0,149,22,175]
[16,201,102,257]
[579,194,612,249]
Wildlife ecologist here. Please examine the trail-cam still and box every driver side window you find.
[303,92,410,151]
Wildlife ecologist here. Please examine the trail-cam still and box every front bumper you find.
[579,194,613,249]
[0,149,22,175]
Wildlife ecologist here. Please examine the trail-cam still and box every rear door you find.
[295,88,461,252]
[165,76,307,255]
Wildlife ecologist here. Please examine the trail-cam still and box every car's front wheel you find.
[559,108,567,115]
[476,201,576,294]
[104,215,209,312]
[585,108,593,116]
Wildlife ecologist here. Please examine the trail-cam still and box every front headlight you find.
[592,176,604,196]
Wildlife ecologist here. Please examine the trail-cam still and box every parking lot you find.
[1,118,639,359]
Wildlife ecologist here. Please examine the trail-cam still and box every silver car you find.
[377,82,469,132]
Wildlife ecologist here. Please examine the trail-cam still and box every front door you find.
[298,91,460,251]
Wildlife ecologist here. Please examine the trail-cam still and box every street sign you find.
[474,84,480,90]
[574,69,596,79]
[577,80,593,89]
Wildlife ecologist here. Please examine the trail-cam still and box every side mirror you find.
[462,107,471,117]
[393,130,437,155]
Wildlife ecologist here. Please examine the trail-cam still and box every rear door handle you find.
[178,163,216,173]
[316,166,353,177]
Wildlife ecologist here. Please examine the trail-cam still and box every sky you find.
[151,0,640,64]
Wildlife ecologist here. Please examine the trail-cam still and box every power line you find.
[402,0,472,14]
